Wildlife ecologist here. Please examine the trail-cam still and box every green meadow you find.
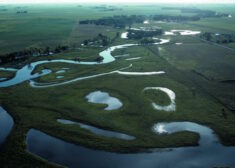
[0,3,235,167]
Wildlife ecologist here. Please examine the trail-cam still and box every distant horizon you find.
[1,0,235,4]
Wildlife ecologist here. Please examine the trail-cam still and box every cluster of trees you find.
[201,32,213,41]
[195,10,228,18]
[72,56,104,63]
[152,14,200,22]
[163,7,214,14]
[80,15,146,28]
[80,14,202,27]
[127,29,163,39]
[215,34,234,44]
[0,6,7,12]
[83,33,110,47]
[162,7,229,19]
[92,5,122,12]
[201,32,235,44]
[53,45,69,53]
[0,45,68,64]
[80,11,229,28]
[139,38,155,45]
[16,10,28,14]
[0,8,7,11]
[95,56,104,63]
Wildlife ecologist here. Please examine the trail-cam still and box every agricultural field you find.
[0,2,235,168]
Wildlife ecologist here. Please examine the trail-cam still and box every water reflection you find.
[27,124,235,168]
[86,91,123,110]
[0,106,14,146]
[57,119,135,140]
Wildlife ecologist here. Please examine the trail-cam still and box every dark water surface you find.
[0,106,14,146]
[27,121,235,168]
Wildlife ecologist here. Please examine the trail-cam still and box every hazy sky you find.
[1,0,235,4]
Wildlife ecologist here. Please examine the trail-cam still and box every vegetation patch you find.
[0,4,235,168]
[144,89,171,106]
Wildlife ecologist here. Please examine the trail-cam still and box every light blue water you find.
[0,44,136,88]
[86,91,123,110]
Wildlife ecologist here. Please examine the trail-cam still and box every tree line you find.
[139,38,155,45]
[0,45,69,65]
[79,14,200,27]
[201,32,235,44]
[79,9,229,28]
[127,29,163,39]
[79,15,146,28]
[161,7,229,19]
[16,10,28,14]
[152,14,200,22]
[83,33,110,47]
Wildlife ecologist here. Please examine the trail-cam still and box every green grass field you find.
[0,3,235,167]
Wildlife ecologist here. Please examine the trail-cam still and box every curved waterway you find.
[153,122,218,145]
[0,78,7,81]
[56,76,64,79]
[57,119,135,140]
[27,121,235,168]
[29,64,131,88]
[144,87,176,111]
[30,64,165,88]
[55,70,66,74]
[122,29,200,38]
[0,41,169,88]
[120,32,170,45]
[165,30,201,36]
[86,91,123,110]
[0,44,135,88]
[121,32,128,39]
[0,106,14,146]
[125,57,142,61]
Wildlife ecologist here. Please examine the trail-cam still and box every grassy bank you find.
[0,4,235,167]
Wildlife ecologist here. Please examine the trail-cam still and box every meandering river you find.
[26,121,235,168]
[0,40,167,88]
[1,32,235,168]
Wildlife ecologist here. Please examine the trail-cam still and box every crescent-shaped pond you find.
[86,91,123,110]
[144,87,176,112]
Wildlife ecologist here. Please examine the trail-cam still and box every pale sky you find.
[1,0,235,4]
